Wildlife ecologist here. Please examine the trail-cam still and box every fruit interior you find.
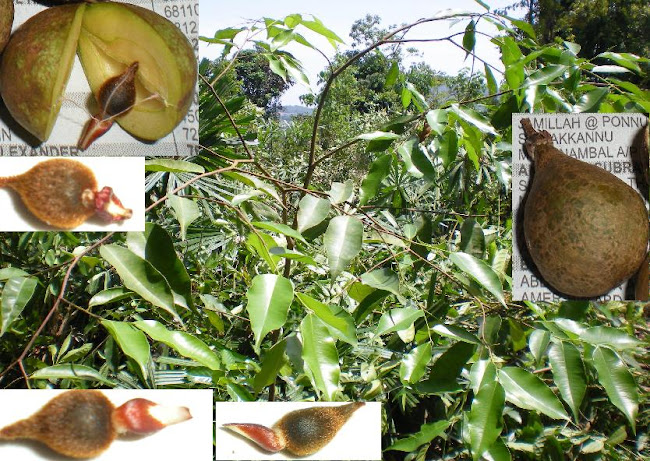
[79,3,181,115]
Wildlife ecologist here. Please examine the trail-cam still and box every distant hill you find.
[279,105,314,122]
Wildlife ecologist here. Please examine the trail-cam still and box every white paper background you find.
[0,389,213,461]
[215,401,382,461]
[0,156,145,231]
[4,0,199,157]
[512,113,649,301]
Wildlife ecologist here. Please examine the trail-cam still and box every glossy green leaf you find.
[548,341,586,421]
[99,244,179,321]
[432,324,481,344]
[385,420,449,452]
[88,287,133,307]
[580,326,642,350]
[301,16,344,47]
[1,276,38,336]
[359,153,392,206]
[31,364,115,385]
[400,342,432,384]
[324,216,363,278]
[460,219,485,259]
[296,293,357,345]
[0,268,30,280]
[253,339,286,393]
[360,268,400,297]
[376,307,424,336]
[327,180,354,204]
[595,52,643,73]
[252,221,306,243]
[573,87,608,112]
[524,65,567,87]
[297,195,331,232]
[450,104,496,135]
[128,223,193,309]
[468,380,505,460]
[385,61,399,86]
[246,232,280,270]
[145,159,205,174]
[301,313,340,400]
[469,359,497,394]
[169,195,201,240]
[498,367,570,420]
[592,346,638,432]
[269,247,318,266]
[425,109,448,135]
[246,274,294,352]
[134,320,221,371]
[483,437,511,461]
[463,20,476,58]
[102,320,151,382]
[450,252,506,306]
[417,341,476,394]
[529,329,551,365]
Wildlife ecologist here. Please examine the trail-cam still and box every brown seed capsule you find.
[223,402,364,457]
[0,0,13,52]
[78,62,139,150]
[0,390,192,459]
[0,158,132,229]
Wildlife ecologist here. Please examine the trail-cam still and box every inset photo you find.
[0,389,213,461]
[215,401,381,460]
[0,156,144,231]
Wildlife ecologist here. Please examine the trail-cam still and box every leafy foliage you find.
[0,4,649,461]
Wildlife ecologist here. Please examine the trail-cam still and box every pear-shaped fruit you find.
[0,158,132,229]
[521,118,649,298]
[0,390,192,459]
[0,2,197,144]
[0,0,13,52]
[224,402,364,457]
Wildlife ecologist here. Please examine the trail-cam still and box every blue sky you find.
[199,0,522,104]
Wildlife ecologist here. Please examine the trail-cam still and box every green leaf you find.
[327,180,354,204]
[591,346,638,432]
[469,359,497,394]
[400,342,432,384]
[450,252,506,306]
[88,287,132,307]
[169,195,201,240]
[269,247,318,266]
[99,244,179,322]
[528,329,551,365]
[30,364,115,385]
[510,19,536,39]
[134,320,221,371]
[425,109,448,135]
[252,221,306,243]
[297,195,331,233]
[245,274,294,352]
[296,293,357,345]
[432,324,481,344]
[417,341,476,394]
[450,104,496,135]
[359,153,392,206]
[0,268,30,280]
[385,420,449,452]
[468,380,505,460]
[548,341,586,421]
[355,131,401,142]
[580,326,642,350]
[1,276,38,336]
[376,307,424,336]
[102,320,152,383]
[300,16,344,47]
[145,159,205,174]
[128,223,193,309]
[573,87,608,112]
[484,63,498,95]
[301,314,340,400]
[401,86,412,108]
[385,61,399,87]
[498,367,570,420]
[324,216,363,278]
[246,232,280,271]
[360,268,400,297]
[483,437,511,461]
[460,219,485,259]
[463,20,476,58]
[253,339,286,393]
[592,65,631,74]
[524,65,567,87]
[595,52,643,73]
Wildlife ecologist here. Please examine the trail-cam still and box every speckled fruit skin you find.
[0,390,116,459]
[0,4,84,141]
[0,0,13,52]
[524,142,649,298]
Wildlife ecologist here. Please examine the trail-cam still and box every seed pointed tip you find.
[223,423,285,453]
[78,117,114,150]
[112,399,192,435]
[93,186,132,222]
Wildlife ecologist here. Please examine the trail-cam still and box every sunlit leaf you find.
[246,274,294,352]
[385,420,449,452]
[296,293,357,345]
[102,320,152,383]
[376,307,424,336]
[169,195,201,240]
[548,341,586,421]
[468,380,505,460]
[400,342,432,384]
[324,216,363,277]
[301,314,340,400]
[359,153,392,206]
[498,367,570,420]
[297,195,331,232]
[450,252,506,306]
[31,364,115,385]
[1,276,38,336]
